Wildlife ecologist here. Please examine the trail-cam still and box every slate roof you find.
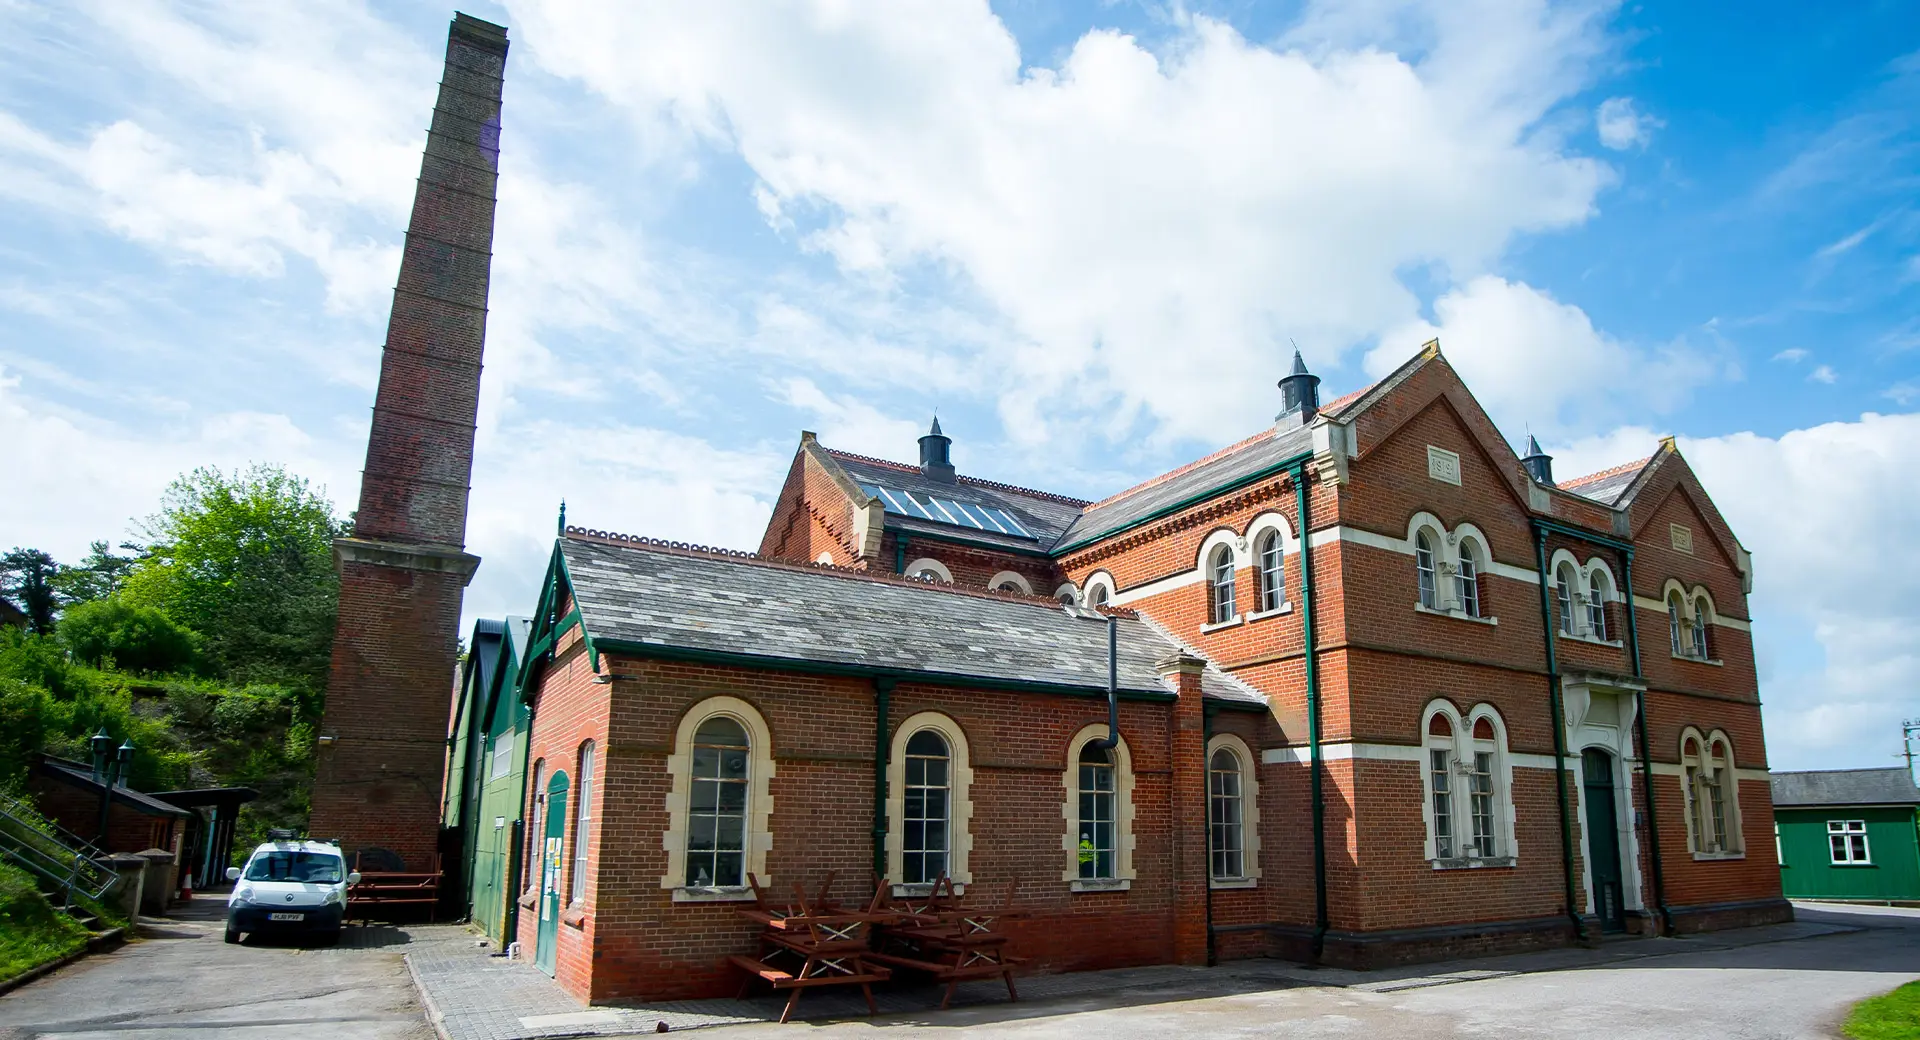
[557,535,1263,706]
[1055,424,1315,551]
[1560,456,1654,506]
[1772,767,1920,808]
[827,450,1087,548]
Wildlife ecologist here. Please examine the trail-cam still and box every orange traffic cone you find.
[179,871,194,903]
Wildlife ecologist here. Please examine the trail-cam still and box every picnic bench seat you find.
[346,851,442,922]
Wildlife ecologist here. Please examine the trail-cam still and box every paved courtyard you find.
[3,900,1915,1040]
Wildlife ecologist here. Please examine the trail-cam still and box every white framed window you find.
[571,741,594,903]
[988,570,1033,595]
[1421,702,1515,864]
[1256,530,1285,613]
[1680,728,1743,858]
[489,739,511,780]
[1828,820,1871,865]
[1587,572,1611,642]
[1691,596,1712,661]
[1456,541,1482,618]
[1555,564,1578,636]
[1669,592,1687,656]
[1415,531,1438,609]
[1208,545,1236,624]
[1088,584,1110,607]
[664,697,776,896]
[1062,724,1135,888]
[1054,582,1080,605]
[886,712,974,889]
[1205,734,1260,886]
[904,558,953,583]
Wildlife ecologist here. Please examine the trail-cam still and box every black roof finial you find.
[1276,344,1322,427]
[1521,434,1555,486]
[919,415,955,482]
[557,499,567,535]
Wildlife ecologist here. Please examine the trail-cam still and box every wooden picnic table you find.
[870,876,1026,1009]
[725,874,895,1023]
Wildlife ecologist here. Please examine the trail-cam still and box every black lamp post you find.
[91,730,134,846]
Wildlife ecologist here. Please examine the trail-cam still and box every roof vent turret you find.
[1276,349,1322,426]
[918,416,955,482]
[1521,435,1555,486]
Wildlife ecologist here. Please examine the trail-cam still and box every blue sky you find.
[1,0,1915,772]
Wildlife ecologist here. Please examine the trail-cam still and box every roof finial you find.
[557,499,567,535]
[1290,340,1309,377]
[929,413,943,437]
[1276,341,1321,427]
[918,414,955,482]
[1521,434,1554,486]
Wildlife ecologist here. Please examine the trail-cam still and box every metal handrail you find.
[0,793,116,903]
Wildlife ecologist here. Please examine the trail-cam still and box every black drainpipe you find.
[1622,551,1672,934]
[894,539,906,575]
[1294,463,1328,960]
[1088,616,1121,752]
[873,677,894,880]
[1533,527,1584,941]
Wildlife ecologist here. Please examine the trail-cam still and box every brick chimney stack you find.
[308,13,507,869]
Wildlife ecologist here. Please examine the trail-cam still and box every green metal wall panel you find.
[1776,806,1920,901]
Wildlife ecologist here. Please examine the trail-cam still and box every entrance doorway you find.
[1581,748,1627,932]
[535,770,569,976]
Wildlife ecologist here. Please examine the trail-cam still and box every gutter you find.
[1532,527,1584,940]
[1295,461,1329,960]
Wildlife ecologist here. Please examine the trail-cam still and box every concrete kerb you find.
[403,917,1868,1040]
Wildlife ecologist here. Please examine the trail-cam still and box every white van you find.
[223,839,360,944]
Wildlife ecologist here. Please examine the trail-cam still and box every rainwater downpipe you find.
[1087,616,1121,752]
[1294,463,1328,960]
[873,677,894,880]
[1622,551,1673,934]
[1533,528,1583,940]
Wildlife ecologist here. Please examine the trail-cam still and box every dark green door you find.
[535,770,569,976]
[1582,749,1626,932]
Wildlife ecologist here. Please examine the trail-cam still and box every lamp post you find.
[91,730,134,846]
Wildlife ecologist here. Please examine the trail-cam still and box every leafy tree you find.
[0,679,48,792]
[0,549,59,635]
[51,542,140,606]
[58,599,198,675]
[120,465,343,710]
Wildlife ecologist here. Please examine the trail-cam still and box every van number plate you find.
[268,912,305,921]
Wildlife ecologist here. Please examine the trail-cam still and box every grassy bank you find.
[1846,980,1920,1040]
[0,861,89,983]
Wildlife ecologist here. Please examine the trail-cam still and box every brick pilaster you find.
[1159,651,1210,966]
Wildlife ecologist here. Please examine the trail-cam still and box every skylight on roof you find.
[860,484,1034,539]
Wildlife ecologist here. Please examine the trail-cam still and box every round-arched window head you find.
[904,558,953,584]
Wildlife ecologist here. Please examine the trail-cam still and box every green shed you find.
[442,615,534,943]
[1772,767,1920,904]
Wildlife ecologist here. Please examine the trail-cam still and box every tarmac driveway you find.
[0,894,431,1040]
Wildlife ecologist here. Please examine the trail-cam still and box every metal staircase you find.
[0,792,117,931]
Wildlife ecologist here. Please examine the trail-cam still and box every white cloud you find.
[1808,364,1837,384]
[1771,347,1809,363]
[1595,96,1661,150]
[1366,276,1716,435]
[777,377,925,462]
[507,0,1617,443]
[1678,413,1920,769]
[1887,381,1918,406]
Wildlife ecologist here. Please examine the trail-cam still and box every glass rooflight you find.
[859,484,1034,539]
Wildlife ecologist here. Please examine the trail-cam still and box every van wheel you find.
[224,926,240,944]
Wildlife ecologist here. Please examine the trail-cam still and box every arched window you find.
[1587,572,1610,642]
[905,558,953,584]
[989,571,1032,595]
[1208,545,1236,624]
[1208,747,1245,879]
[1063,725,1135,887]
[1256,530,1285,613]
[1692,597,1712,660]
[1669,592,1686,655]
[1421,702,1515,864]
[1088,584,1110,607]
[1456,541,1482,618]
[1555,564,1578,635]
[903,730,951,885]
[1681,730,1742,857]
[525,758,544,893]
[571,741,594,903]
[887,713,973,888]
[687,716,749,888]
[1077,743,1116,879]
[1415,531,1438,609]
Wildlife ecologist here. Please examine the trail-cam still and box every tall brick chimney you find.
[307,13,507,869]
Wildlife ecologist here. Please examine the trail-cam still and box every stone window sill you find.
[891,882,968,897]
[1209,877,1258,890]
[1691,851,1745,862]
[671,886,756,903]
[562,906,589,928]
[1246,603,1293,622]
[1672,654,1724,667]
[1199,617,1243,633]
[1431,855,1518,871]
[517,892,537,910]
[1560,632,1624,648]
[1415,603,1498,626]
[1070,878,1132,893]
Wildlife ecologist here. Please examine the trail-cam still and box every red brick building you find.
[508,341,1785,1002]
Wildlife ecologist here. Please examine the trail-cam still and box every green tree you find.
[58,599,199,675]
[0,549,59,635]
[120,465,343,708]
[51,541,140,606]
[0,679,48,792]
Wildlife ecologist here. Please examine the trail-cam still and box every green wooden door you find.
[535,770,569,977]
[1582,749,1626,932]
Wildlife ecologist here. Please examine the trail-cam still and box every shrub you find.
[59,598,198,675]
[0,679,48,792]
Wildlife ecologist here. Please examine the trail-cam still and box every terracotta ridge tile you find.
[821,448,1090,506]
[1561,455,1653,488]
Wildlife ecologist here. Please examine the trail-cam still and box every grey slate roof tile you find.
[559,537,1262,706]
[1771,767,1920,808]
[829,452,1087,547]
[1055,425,1314,551]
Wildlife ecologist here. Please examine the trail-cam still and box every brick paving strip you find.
[402,918,1862,1039]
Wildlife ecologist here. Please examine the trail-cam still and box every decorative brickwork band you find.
[309,13,507,870]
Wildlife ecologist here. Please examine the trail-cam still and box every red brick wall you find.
[759,445,864,566]
[30,776,179,855]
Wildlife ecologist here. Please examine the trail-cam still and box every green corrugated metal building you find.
[442,616,534,943]
[1772,767,1920,903]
